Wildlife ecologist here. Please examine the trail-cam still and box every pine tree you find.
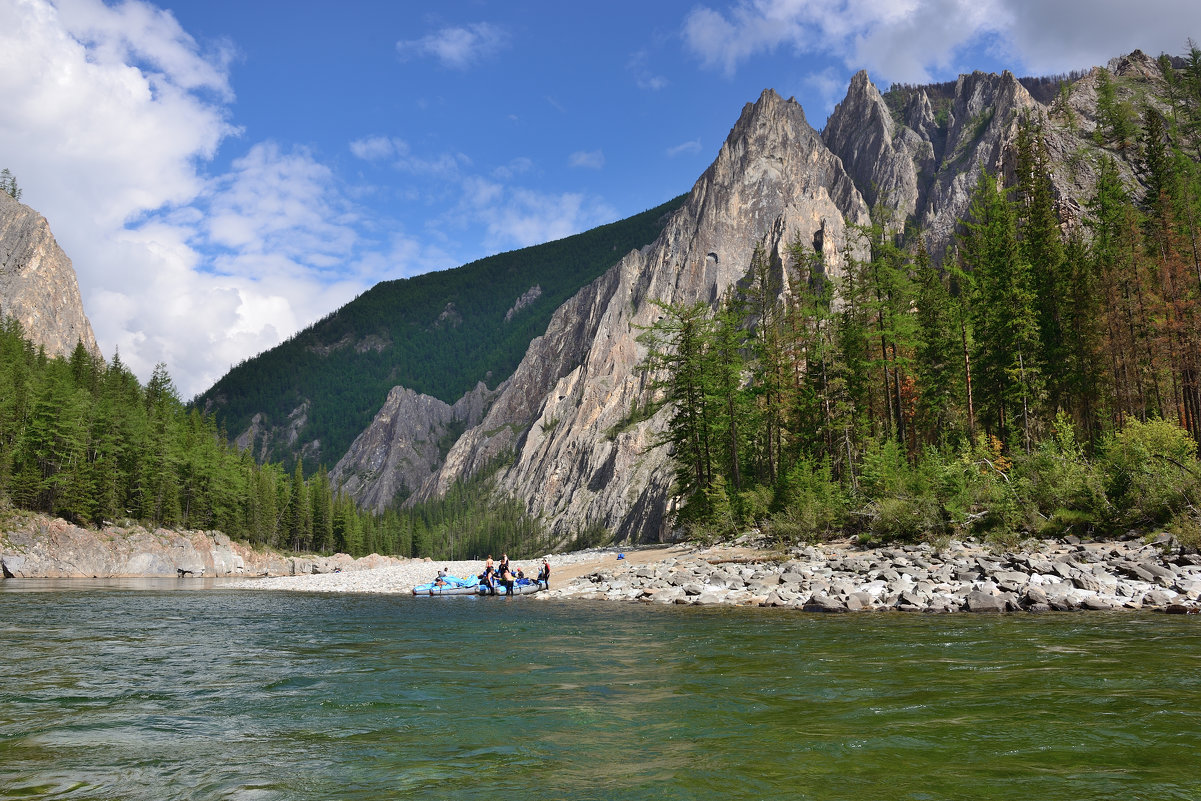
[960,171,1043,451]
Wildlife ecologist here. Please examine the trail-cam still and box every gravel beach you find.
[224,547,661,595]
[228,537,1201,613]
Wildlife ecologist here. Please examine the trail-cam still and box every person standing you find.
[537,558,550,589]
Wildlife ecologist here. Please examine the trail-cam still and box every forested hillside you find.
[639,50,1201,548]
[0,318,563,561]
[195,195,686,472]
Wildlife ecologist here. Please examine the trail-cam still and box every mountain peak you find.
[0,192,101,360]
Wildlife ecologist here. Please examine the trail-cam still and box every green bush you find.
[1100,418,1200,528]
[1014,412,1107,536]
[767,457,848,543]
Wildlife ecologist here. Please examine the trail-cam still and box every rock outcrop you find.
[234,401,320,465]
[330,381,501,513]
[549,537,1201,613]
[348,53,1171,545]
[822,51,1167,258]
[0,513,404,578]
[414,89,871,542]
[0,192,100,359]
[823,70,936,227]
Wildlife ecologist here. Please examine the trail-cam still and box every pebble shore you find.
[230,536,1201,613]
[548,536,1201,613]
[225,551,603,594]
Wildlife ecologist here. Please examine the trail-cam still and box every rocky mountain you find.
[330,381,501,512]
[825,51,1166,254]
[337,51,1166,545]
[0,191,100,359]
[196,196,684,472]
[406,88,871,541]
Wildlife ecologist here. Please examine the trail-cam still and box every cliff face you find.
[414,89,871,541]
[341,53,1168,544]
[822,51,1165,257]
[330,381,501,513]
[0,192,100,359]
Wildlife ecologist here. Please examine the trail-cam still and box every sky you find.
[2,0,1199,399]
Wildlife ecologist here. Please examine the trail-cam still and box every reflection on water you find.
[1,583,1199,800]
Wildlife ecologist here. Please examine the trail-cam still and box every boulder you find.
[804,594,848,613]
[964,590,1008,613]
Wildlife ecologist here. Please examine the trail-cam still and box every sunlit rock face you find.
[415,89,870,543]
[355,53,1166,545]
[0,192,100,359]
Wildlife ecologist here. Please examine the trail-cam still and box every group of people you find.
[426,553,551,595]
[477,553,551,595]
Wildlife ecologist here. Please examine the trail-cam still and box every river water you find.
[1,581,1199,800]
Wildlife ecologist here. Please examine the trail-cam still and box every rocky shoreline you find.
[0,514,404,579]
[546,536,1201,613]
[5,512,1201,614]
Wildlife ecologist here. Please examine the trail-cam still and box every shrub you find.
[1015,412,1107,536]
[1100,418,1200,528]
[767,457,848,543]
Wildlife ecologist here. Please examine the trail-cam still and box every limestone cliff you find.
[822,51,1166,258]
[0,192,100,359]
[330,381,501,513]
[414,89,871,541]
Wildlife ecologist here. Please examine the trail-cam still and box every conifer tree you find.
[960,171,1042,451]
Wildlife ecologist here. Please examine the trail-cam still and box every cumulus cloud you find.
[396,22,510,70]
[682,0,1201,84]
[0,0,379,397]
[569,150,605,169]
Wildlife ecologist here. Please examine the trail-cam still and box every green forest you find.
[7,53,1201,563]
[0,321,566,560]
[196,195,686,472]
[638,53,1201,550]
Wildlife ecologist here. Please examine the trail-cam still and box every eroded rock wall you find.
[0,514,404,578]
[0,192,100,359]
[416,89,871,543]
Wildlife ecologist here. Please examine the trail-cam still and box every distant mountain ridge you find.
[194,196,685,470]
[203,48,1177,545]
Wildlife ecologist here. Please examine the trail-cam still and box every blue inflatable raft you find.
[476,577,547,596]
[412,575,480,596]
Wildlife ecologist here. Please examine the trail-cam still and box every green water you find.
[1,583,1198,800]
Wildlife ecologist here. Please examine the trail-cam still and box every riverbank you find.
[0,513,405,578]
[229,535,1201,613]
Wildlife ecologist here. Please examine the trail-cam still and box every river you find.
[1,581,1198,800]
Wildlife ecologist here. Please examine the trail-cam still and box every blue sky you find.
[2,0,1199,398]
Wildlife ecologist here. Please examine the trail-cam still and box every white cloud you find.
[396,22,509,70]
[804,66,851,111]
[349,135,404,162]
[681,0,1201,84]
[491,156,535,180]
[569,150,605,169]
[0,0,380,398]
[205,142,357,267]
[474,188,617,250]
[627,49,669,90]
[999,0,1201,76]
[667,139,703,158]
